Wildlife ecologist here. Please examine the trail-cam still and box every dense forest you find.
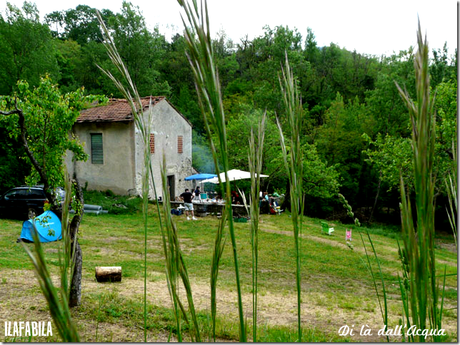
[0,1,457,228]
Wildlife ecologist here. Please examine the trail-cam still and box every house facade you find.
[66,96,193,200]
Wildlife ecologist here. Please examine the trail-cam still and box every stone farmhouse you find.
[66,96,194,200]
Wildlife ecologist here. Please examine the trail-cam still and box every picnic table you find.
[170,200,248,217]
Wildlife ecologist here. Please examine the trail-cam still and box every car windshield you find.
[4,190,20,199]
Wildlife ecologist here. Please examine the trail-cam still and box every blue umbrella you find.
[185,173,217,196]
[184,173,217,181]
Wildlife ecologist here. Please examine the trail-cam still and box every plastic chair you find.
[321,221,334,235]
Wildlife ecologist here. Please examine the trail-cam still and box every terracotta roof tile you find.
[77,96,165,123]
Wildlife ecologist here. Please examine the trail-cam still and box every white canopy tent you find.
[201,169,269,184]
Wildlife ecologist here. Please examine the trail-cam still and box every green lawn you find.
[0,204,457,342]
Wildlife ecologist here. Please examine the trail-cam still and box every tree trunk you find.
[69,241,82,307]
[281,180,291,212]
[68,175,84,308]
[368,172,382,224]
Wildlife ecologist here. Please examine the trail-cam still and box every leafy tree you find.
[0,2,59,94]
[220,104,279,172]
[232,26,308,111]
[0,76,107,306]
[54,39,81,92]
[267,141,340,202]
[74,41,111,95]
[304,28,319,62]
[363,133,413,191]
[108,1,170,97]
[45,5,114,45]
[364,49,416,137]
[430,43,457,87]
[160,34,201,128]
[219,102,340,210]
[0,123,30,194]
[364,78,457,197]
[213,31,239,90]
[315,93,375,206]
[45,5,117,94]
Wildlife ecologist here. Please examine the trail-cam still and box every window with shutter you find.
[91,133,103,164]
[150,133,155,153]
[178,135,183,154]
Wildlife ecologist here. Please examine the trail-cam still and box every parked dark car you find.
[0,186,65,220]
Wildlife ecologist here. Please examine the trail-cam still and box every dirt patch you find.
[437,241,457,254]
[0,269,411,342]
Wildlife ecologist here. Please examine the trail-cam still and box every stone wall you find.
[66,121,136,195]
[134,99,194,199]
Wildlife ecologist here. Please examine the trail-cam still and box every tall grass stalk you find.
[96,11,153,341]
[210,212,227,341]
[239,113,267,342]
[359,232,389,341]
[158,155,202,342]
[97,11,202,342]
[445,140,457,250]
[248,113,266,341]
[339,193,390,341]
[356,23,447,342]
[277,53,305,342]
[395,21,444,341]
[159,157,183,341]
[177,0,247,340]
[21,173,80,342]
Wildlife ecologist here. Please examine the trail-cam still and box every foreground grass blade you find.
[21,174,80,342]
[210,212,227,341]
[395,21,446,341]
[96,12,154,341]
[248,113,266,341]
[98,10,204,342]
[340,192,389,341]
[363,232,389,342]
[159,155,201,342]
[178,0,246,340]
[277,53,305,342]
[445,140,457,250]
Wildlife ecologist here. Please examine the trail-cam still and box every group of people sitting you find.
[260,192,282,215]
[231,190,243,205]
[179,186,282,219]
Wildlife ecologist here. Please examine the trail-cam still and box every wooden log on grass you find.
[95,266,122,282]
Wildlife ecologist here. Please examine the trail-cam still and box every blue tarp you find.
[20,211,62,243]
[184,173,217,181]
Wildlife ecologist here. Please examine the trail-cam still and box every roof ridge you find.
[77,96,165,123]
[76,96,191,126]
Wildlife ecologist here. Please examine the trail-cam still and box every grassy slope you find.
[0,203,457,342]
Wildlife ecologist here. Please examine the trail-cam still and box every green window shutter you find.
[91,133,103,164]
